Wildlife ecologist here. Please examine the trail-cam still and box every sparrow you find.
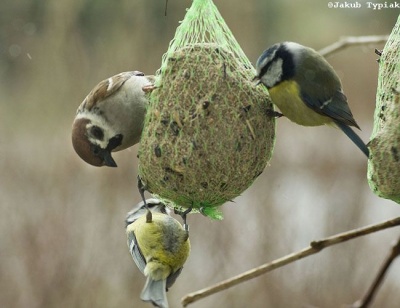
[72,71,155,167]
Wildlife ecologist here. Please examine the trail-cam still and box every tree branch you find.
[182,216,400,307]
[351,234,400,308]
[318,35,389,57]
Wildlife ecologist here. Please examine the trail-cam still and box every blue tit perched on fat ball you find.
[254,42,369,157]
[125,198,190,308]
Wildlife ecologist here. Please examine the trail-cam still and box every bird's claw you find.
[137,175,148,209]
[174,207,192,232]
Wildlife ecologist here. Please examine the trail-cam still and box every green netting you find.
[157,0,254,82]
[138,0,276,219]
[368,15,400,203]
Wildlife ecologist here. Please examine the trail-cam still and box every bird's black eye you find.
[90,126,104,141]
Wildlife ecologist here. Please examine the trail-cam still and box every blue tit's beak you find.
[252,75,262,86]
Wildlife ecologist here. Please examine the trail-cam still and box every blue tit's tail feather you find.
[141,277,168,308]
[335,121,369,157]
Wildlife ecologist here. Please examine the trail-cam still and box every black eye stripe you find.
[257,46,278,77]
[257,44,295,81]
[278,45,296,80]
[259,59,272,79]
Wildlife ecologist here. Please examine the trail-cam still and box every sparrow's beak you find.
[102,150,118,167]
[101,134,123,167]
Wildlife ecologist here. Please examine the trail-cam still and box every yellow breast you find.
[268,80,332,127]
[131,213,190,274]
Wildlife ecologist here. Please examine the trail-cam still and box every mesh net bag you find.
[138,0,276,219]
[368,15,400,203]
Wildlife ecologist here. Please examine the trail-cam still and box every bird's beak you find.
[252,76,261,86]
[101,134,122,167]
[101,149,118,167]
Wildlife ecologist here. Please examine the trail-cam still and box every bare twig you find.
[351,234,400,308]
[165,0,169,16]
[318,35,389,58]
[182,216,400,307]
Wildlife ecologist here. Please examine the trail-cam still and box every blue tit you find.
[254,42,369,157]
[126,199,190,308]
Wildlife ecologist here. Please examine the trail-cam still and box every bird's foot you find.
[174,207,193,232]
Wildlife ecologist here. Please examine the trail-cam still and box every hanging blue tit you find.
[126,199,190,308]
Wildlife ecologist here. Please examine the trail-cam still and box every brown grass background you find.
[1,1,400,307]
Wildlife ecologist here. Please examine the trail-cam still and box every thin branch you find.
[318,35,389,58]
[351,234,400,308]
[182,216,400,307]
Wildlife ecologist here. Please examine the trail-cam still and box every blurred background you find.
[1,0,400,307]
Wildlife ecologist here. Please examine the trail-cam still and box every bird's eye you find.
[90,126,104,140]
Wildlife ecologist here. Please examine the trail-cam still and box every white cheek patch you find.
[79,111,117,149]
[262,58,283,88]
[86,125,109,149]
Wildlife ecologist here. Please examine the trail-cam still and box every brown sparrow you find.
[72,71,155,167]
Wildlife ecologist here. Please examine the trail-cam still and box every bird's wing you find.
[83,71,144,111]
[301,89,360,129]
[166,267,183,290]
[127,230,146,274]
[295,52,360,129]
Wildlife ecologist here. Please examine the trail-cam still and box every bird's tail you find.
[141,277,168,308]
[335,121,369,157]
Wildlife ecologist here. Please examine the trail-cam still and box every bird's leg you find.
[137,175,152,223]
[137,175,147,207]
[174,207,192,232]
